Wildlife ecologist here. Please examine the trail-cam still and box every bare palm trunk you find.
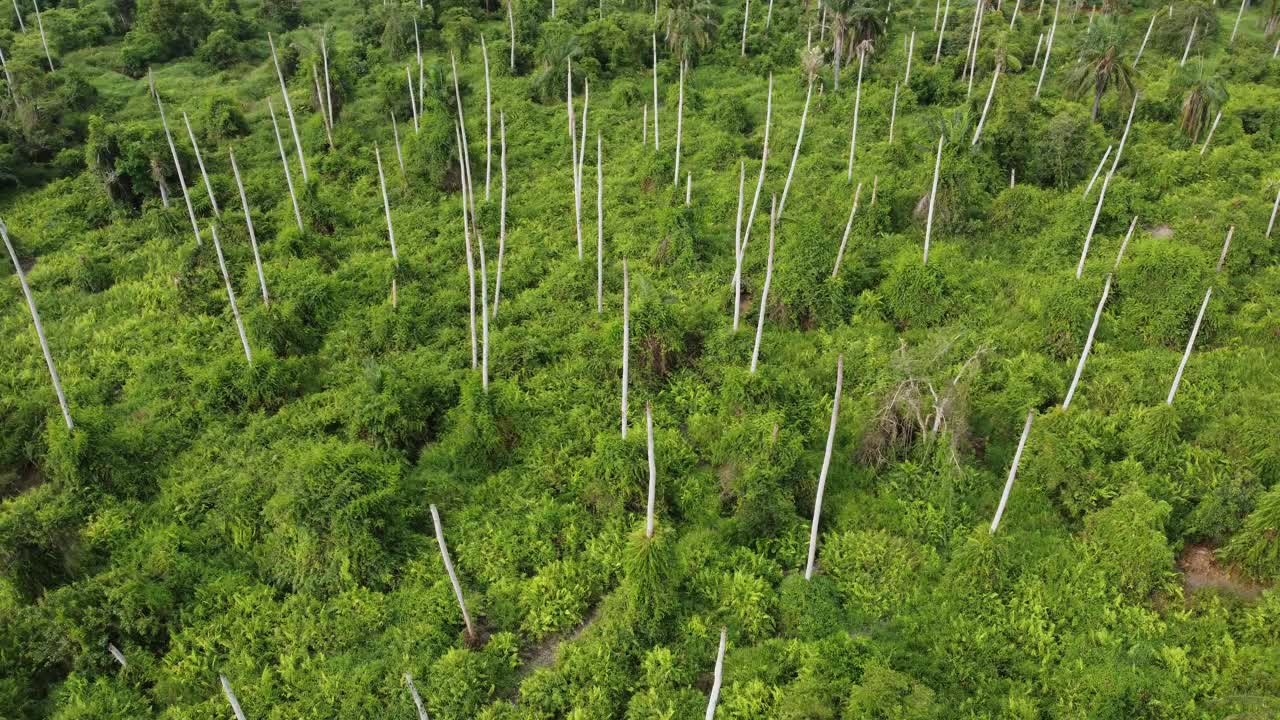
[934,0,950,62]
[415,19,424,114]
[577,81,590,260]
[905,30,915,85]
[934,0,941,30]
[597,132,604,313]
[924,135,943,265]
[972,63,1001,144]
[153,82,201,246]
[2,219,73,429]
[1230,0,1247,44]
[685,172,691,205]
[229,149,268,307]
[1216,224,1233,273]
[1085,145,1112,196]
[482,36,493,201]
[645,401,657,535]
[508,0,516,70]
[493,112,508,319]
[407,66,420,133]
[1032,32,1044,68]
[1062,273,1111,410]
[375,144,399,308]
[846,53,863,180]
[766,0,773,30]
[1115,215,1138,268]
[403,674,429,720]
[1167,287,1212,405]
[322,35,334,128]
[33,0,51,70]
[621,258,630,438]
[270,33,308,183]
[732,161,746,330]
[889,82,899,144]
[674,59,685,188]
[182,112,220,217]
[1267,187,1280,239]
[391,112,405,177]
[778,79,813,221]
[831,184,862,278]
[1109,94,1139,173]
[962,5,980,83]
[220,676,247,720]
[108,643,127,667]
[805,354,843,579]
[967,6,984,97]
[741,0,751,55]
[456,122,478,369]
[833,33,843,91]
[1134,12,1155,68]
[990,410,1033,533]
[430,505,476,640]
[1077,169,1112,278]
[1009,0,1020,28]
[1035,0,1060,98]
[705,628,727,720]
[312,64,334,150]
[268,99,305,232]
[1180,17,1197,66]
[749,196,776,374]
[209,225,253,365]
[568,62,582,260]
[0,47,16,104]
[652,35,660,150]
[1199,110,1222,155]
[736,74,773,297]
[11,0,23,31]
[643,103,648,146]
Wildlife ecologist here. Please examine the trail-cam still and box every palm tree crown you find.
[1066,17,1136,123]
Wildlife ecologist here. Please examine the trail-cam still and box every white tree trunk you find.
[376,145,397,266]
[1085,145,1113,197]
[924,135,943,265]
[934,0,941,30]
[391,112,405,177]
[749,196,776,374]
[322,35,334,127]
[971,63,1001,145]
[597,132,604,313]
[1077,169,1112,279]
[1009,0,1020,29]
[740,74,773,253]
[643,103,648,146]
[1180,17,1197,66]
[1199,110,1222,156]
[312,65,334,150]
[1109,94,1139,174]
[1063,273,1111,410]
[846,53,864,180]
[705,628,727,720]
[0,47,15,104]
[1134,12,1156,68]
[967,4,984,97]
[905,31,915,85]
[267,99,305,232]
[220,675,247,720]
[962,5,979,84]
[151,73,201,246]
[1216,224,1233,273]
[269,33,308,182]
[482,36,493,201]
[765,0,773,30]
[415,19,423,114]
[407,66,420,133]
[1114,214,1138,269]
[1,219,73,428]
[732,161,746,331]
[209,225,253,365]
[33,0,51,70]
[108,643,127,667]
[889,82,900,144]
[508,0,516,70]
[493,111,507,319]
[403,673,429,720]
[934,0,950,62]
[455,122,478,369]
[805,353,843,579]
[577,80,589,260]
[831,184,862,278]
[674,60,685,188]
[10,0,23,31]
[741,0,751,56]
[1266,187,1280,239]
[229,149,269,307]
[181,112,220,217]
[1167,287,1212,405]
[1032,32,1044,68]
[778,79,813,221]
[652,35,660,150]
[621,257,630,438]
[430,504,476,639]
[568,62,582,259]
[1035,0,1060,98]
[990,410,1034,533]
[645,401,657,536]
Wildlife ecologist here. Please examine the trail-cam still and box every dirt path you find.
[1178,544,1264,601]
[515,602,604,681]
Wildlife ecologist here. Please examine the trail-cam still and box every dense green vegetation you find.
[2,0,1280,716]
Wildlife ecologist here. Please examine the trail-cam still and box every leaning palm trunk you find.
[33,0,52,70]
[1108,94,1139,174]
[1167,287,1212,405]
[10,0,22,31]
[1035,0,1060,98]
[322,35,334,128]
[934,0,951,62]
[269,33,308,183]
[889,82,900,144]
[652,35,660,150]
[971,63,1001,145]
[1216,225,1233,273]
[151,73,201,245]
[229,149,269,307]
[674,60,685,188]
[705,628,727,720]
[312,65,334,149]
[375,145,398,308]
[0,47,16,104]
[108,643,127,667]
[210,225,253,365]
[493,112,508,319]
[507,0,516,69]
[456,123,478,369]
[1199,110,1223,156]
[923,135,943,265]
[1062,273,1112,410]
[741,0,751,55]
[1180,17,1197,66]
[749,196,777,374]
[805,354,843,579]
[182,112,220,217]
[415,20,424,113]
[1134,12,1156,68]
[846,53,864,180]
[1032,32,1044,68]
[2,218,73,429]
[1085,145,1112,197]
[645,401,657,536]
[732,161,746,331]
[576,81,590,260]
[220,675,247,720]
[1009,0,1020,28]
[739,74,773,255]
[1266,187,1280,239]
[461,119,489,387]
[990,410,1034,533]
[961,5,979,84]
[1076,169,1113,279]
[430,505,476,640]
[685,173,691,206]
[621,258,630,438]
[268,99,305,232]
[1115,215,1138,268]
[568,63,582,259]
[777,79,813,221]
[391,112,406,177]
[403,673,429,720]
[482,36,493,201]
[831,183,862,278]
[407,66,420,133]
[596,132,604,313]
[967,4,984,97]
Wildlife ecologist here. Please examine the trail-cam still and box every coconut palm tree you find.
[1066,17,1135,123]
[664,0,720,65]
[1174,60,1227,141]
[827,0,883,89]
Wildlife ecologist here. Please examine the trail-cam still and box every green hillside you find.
[2,0,1280,716]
